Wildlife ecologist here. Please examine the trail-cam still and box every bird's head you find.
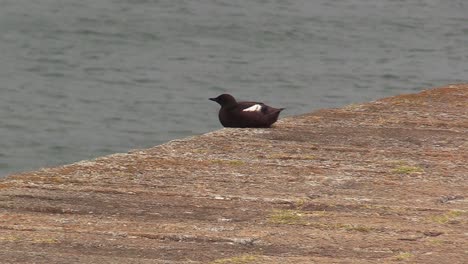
[209,94,237,107]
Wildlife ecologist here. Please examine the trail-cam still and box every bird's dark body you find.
[210,94,284,128]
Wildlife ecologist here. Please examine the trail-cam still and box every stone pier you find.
[0,84,467,263]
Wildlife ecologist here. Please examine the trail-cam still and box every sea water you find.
[1,0,467,177]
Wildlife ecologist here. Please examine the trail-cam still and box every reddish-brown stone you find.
[1,84,467,263]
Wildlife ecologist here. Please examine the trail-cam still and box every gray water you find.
[1,0,467,177]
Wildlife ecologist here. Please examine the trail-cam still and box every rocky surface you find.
[1,84,467,263]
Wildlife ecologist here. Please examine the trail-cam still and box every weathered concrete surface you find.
[1,84,467,263]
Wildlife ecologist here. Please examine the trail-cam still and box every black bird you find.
[209,94,284,128]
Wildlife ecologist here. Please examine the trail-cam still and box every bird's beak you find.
[209,98,216,102]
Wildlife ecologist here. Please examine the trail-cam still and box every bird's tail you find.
[266,107,285,117]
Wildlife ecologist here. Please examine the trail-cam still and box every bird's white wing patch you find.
[243,104,262,112]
